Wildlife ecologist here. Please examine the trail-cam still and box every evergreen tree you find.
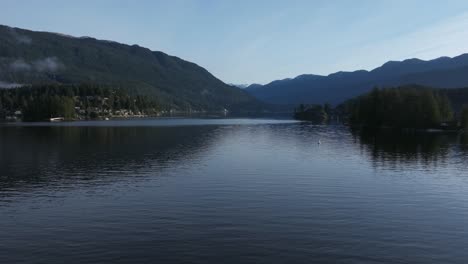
[2,84,160,121]
[462,105,468,130]
[346,86,455,128]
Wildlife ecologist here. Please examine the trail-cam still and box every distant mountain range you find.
[5,25,468,112]
[0,25,260,111]
[246,54,468,105]
[228,83,250,89]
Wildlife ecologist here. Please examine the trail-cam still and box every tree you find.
[437,94,453,121]
[462,105,468,130]
[346,86,455,128]
[2,84,160,121]
[299,104,305,113]
[294,104,328,122]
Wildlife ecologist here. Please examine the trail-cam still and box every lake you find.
[1,118,468,264]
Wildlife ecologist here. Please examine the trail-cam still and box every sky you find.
[3,0,468,84]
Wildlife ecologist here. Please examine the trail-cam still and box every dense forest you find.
[293,103,332,122]
[340,85,468,129]
[293,85,468,130]
[462,106,468,130]
[441,88,468,112]
[0,84,159,121]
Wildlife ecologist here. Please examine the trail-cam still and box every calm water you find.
[1,118,468,264]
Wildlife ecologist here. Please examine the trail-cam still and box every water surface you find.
[1,119,468,263]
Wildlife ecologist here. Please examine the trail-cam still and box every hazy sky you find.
[3,0,468,84]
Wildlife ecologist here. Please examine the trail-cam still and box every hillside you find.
[246,54,468,106]
[0,25,260,112]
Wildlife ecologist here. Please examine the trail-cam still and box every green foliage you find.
[23,96,75,121]
[0,84,160,121]
[294,104,328,122]
[345,86,454,128]
[440,88,468,113]
[323,103,332,115]
[462,105,468,130]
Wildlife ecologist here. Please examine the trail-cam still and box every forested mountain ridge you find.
[246,54,468,106]
[0,25,260,111]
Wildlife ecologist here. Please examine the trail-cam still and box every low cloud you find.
[10,59,31,71]
[0,81,23,89]
[33,57,63,72]
[9,57,64,72]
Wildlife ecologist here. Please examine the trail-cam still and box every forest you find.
[0,84,159,121]
[293,85,468,130]
[293,103,332,123]
[340,85,468,129]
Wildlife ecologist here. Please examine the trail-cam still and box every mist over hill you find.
[0,25,261,112]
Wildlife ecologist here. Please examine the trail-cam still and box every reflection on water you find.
[1,119,468,264]
[351,128,468,170]
[0,125,221,191]
[354,128,449,164]
[460,132,468,151]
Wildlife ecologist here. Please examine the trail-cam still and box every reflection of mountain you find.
[351,128,468,168]
[0,125,220,190]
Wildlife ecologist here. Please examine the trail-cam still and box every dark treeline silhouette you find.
[294,85,468,130]
[293,103,331,122]
[340,85,468,129]
[442,88,468,112]
[462,105,468,130]
[0,84,159,121]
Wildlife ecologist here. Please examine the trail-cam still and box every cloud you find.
[10,59,31,71]
[0,81,23,89]
[33,57,64,72]
[8,57,64,72]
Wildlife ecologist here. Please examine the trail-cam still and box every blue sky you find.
[3,0,468,84]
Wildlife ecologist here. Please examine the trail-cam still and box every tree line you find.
[340,85,468,129]
[0,84,160,121]
[294,103,332,122]
[293,85,468,130]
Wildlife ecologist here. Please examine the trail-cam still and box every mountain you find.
[246,54,468,105]
[229,83,250,89]
[245,83,267,92]
[0,25,260,111]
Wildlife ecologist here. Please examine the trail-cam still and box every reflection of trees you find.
[0,125,219,191]
[460,132,468,152]
[2,123,468,196]
[350,127,462,168]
